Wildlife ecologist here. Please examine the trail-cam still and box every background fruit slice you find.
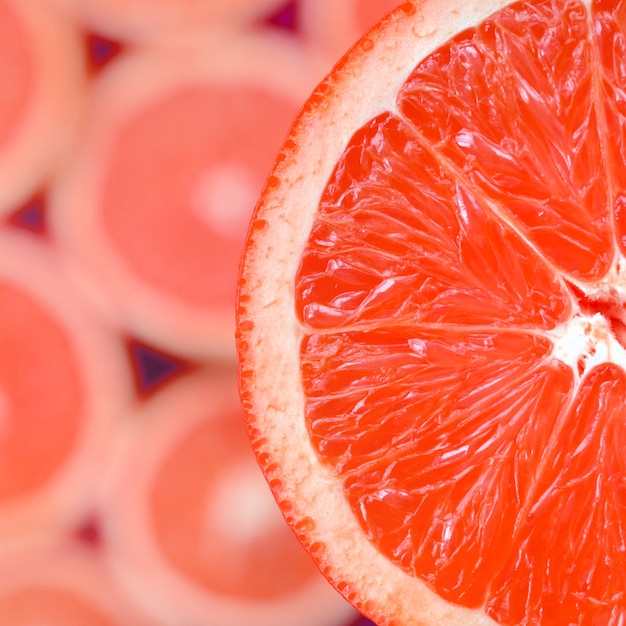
[0,2,384,625]
[0,231,129,542]
[99,369,359,626]
[0,0,85,218]
[237,0,626,624]
[0,536,157,625]
[49,31,329,359]
[56,0,293,43]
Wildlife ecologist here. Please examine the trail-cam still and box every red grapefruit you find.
[237,0,626,624]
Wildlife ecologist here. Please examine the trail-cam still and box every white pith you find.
[237,0,607,625]
[549,312,626,373]
[549,254,626,379]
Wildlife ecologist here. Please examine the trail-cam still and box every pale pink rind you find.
[237,1,518,624]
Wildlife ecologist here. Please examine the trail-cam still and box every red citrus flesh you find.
[238,0,626,624]
[299,0,626,622]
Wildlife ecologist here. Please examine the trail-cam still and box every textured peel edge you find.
[236,1,514,624]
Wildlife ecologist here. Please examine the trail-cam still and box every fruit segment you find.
[49,32,328,358]
[59,0,290,42]
[398,0,613,281]
[297,112,572,330]
[100,371,357,626]
[302,328,573,607]
[594,0,626,258]
[487,363,626,624]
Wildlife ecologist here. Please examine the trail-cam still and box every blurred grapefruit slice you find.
[99,369,358,626]
[0,232,130,541]
[0,0,85,218]
[49,32,329,359]
[0,536,156,625]
[58,0,293,43]
[237,0,626,624]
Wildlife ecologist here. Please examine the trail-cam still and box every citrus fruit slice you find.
[0,535,156,625]
[49,31,329,359]
[237,0,626,624]
[99,369,358,626]
[0,0,85,218]
[58,0,292,43]
[0,231,129,542]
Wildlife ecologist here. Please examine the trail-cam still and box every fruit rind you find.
[237,0,514,623]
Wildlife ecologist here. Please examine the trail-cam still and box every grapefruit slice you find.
[237,0,626,624]
[0,231,130,542]
[58,0,293,43]
[0,536,156,625]
[99,369,358,626]
[0,0,85,218]
[49,31,329,359]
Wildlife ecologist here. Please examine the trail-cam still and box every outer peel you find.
[237,1,515,624]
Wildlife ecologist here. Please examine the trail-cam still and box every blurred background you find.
[0,0,400,623]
